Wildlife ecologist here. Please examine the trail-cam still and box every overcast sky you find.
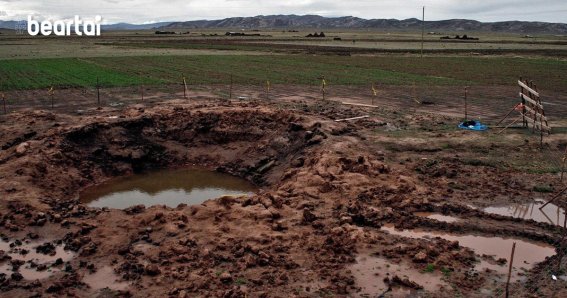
[1,0,566,24]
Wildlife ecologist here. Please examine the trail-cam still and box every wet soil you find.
[0,92,565,297]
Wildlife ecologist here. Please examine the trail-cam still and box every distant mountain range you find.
[102,22,173,30]
[162,15,567,34]
[1,15,566,34]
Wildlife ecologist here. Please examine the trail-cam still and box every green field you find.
[1,55,566,92]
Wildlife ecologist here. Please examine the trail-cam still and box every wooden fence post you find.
[529,81,537,134]
[229,74,233,99]
[505,242,516,298]
[412,82,421,104]
[321,78,327,101]
[534,83,544,147]
[48,86,54,109]
[540,186,567,210]
[464,86,468,121]
[139,75,144,102]
[96,77,101,107]
[519,77,527,127]
[182,74,188,99]
[1,93,6,114]
[561,147,566,182]
[371,83,377,105]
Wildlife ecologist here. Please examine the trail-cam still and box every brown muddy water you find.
[83,265,129,291]
[483,198,566,226]
[351,254,447,297]
[382,224,555,282]
[414,212,460,223]
[0,239,75,280]
[80,168,258,209]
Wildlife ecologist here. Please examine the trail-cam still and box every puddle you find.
[414,212,459,223]
[80,168,257,209]
[351,254,446,297]
[483,199,566,226]
[382,224,555,281]
[83,266,129,291]
[0,239,75,280]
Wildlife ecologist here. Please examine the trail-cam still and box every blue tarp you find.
[458,120,488,131]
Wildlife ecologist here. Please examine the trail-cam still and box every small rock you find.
[145,264,161,276]
[53,213,61,223]
[291,158,304,168]
[307,135,324,145]
[219,272,232,283]
[11,272,23,281]
[302,209,317,223]
[124,205,145,215]
[15,142,30,156]
[413,251,428,263]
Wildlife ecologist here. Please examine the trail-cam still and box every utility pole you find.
[421,6,425,58]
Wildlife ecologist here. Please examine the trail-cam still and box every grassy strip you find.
[0,55,565,91]
[0,58,163,90]
[0,55,465,90]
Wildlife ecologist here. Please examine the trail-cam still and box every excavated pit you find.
[0,101,564,297]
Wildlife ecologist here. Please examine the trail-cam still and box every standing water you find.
[382,224,555,281]
[80,168,257,209]
[483,198,566,226]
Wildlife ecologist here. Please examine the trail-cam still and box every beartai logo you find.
[27,15,102,36]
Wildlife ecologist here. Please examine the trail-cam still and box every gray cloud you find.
[0,0,565,23]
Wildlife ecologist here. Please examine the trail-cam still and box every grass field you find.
[0,29,566,92]
[1,55,566,92]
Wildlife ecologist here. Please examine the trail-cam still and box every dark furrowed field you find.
[1,55,566,92]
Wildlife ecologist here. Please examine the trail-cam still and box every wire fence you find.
[1,79,566,180]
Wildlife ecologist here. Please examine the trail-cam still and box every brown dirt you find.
[0,91,565,297]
